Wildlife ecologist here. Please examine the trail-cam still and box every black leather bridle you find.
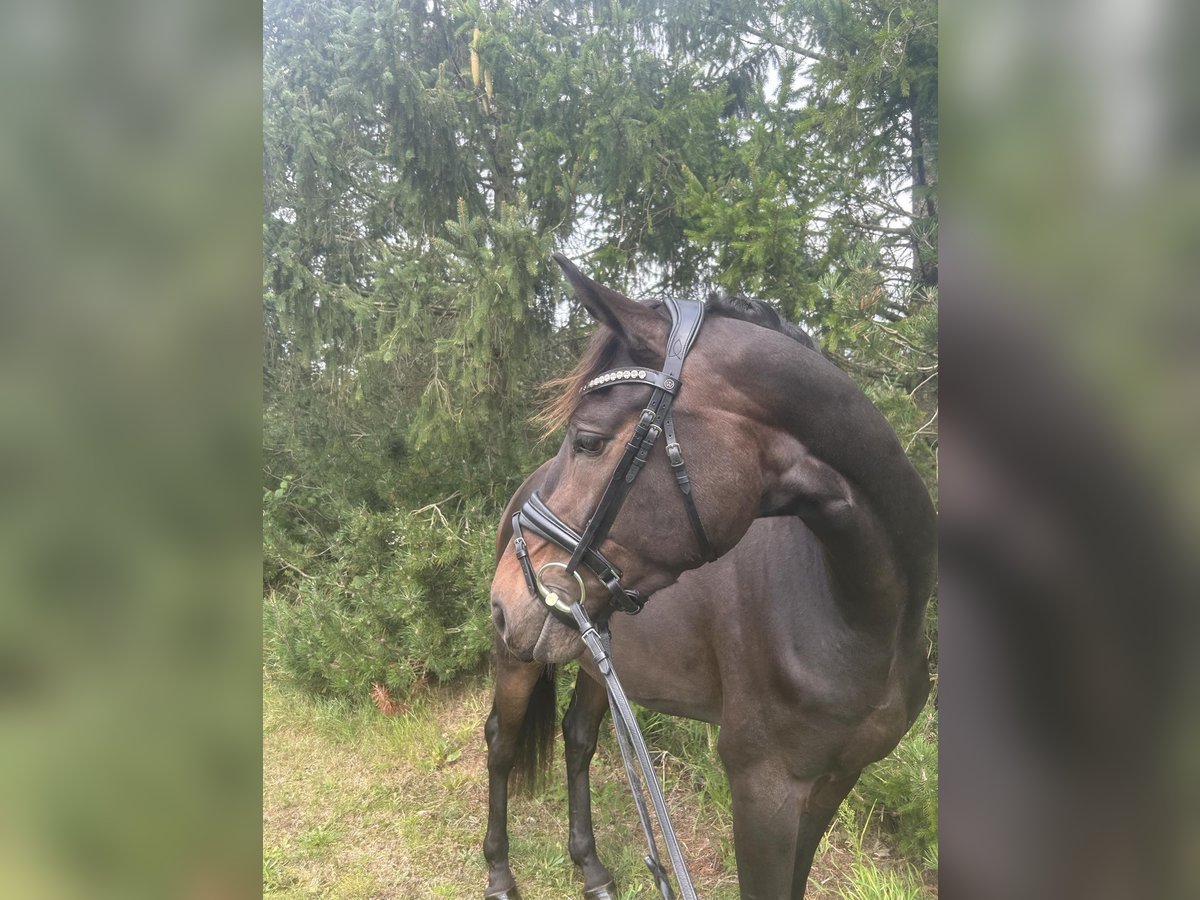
[511,296,715,619]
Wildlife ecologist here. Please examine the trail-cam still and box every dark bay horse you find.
[484,257,936,899]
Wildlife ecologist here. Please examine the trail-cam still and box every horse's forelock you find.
[535,327,623,439]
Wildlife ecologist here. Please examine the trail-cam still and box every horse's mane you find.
[708,293,817,351]
[537,292,817,437]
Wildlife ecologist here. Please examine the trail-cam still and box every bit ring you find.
[534,561,586,614]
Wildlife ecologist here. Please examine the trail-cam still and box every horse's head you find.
[491,256,800,663]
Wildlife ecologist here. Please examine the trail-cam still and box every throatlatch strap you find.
[662,413,717,563]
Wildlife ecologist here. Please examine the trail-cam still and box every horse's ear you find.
[553,253,667,357]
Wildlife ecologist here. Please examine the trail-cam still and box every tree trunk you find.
[909,76,938,289]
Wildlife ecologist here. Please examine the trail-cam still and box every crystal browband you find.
[581,367,679,395]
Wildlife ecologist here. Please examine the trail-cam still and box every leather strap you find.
[663,413,717,563]
[562,298,705,580]
[572,603,698,900]
[520,493,623,588]
[662,297,705,382]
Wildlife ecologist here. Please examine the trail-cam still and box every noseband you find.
[511,296,716,619]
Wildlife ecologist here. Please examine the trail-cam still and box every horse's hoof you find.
[583,882,617,900]
[485,889,521,900]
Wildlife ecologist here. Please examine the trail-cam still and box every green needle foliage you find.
[850,700,939,862]
[264,0,937,701]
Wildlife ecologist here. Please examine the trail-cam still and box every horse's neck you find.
[755,350,936,628]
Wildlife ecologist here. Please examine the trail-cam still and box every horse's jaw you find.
[529,612,586,664]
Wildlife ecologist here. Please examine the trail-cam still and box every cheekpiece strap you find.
[663,297,705,380]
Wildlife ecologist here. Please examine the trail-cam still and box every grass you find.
[264,669,936,898]
[835,860,928,900]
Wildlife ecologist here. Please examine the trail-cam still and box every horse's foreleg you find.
[563,670,616,900]
[721,741,860,899]
[483,654,546,900]
[790,771,861,895]
[723,756,802,899]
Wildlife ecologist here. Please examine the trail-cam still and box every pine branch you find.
[726,20,840,69]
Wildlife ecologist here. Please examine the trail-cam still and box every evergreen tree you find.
[263,0,937,698]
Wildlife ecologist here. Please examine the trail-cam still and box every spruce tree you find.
[263,0,937,697]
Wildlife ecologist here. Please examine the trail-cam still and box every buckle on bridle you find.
[665,442,683,466]
[611,588,645,614]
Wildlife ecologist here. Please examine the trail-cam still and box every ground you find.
[263,672,933,899]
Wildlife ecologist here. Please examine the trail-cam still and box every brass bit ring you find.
[534,561,585,615]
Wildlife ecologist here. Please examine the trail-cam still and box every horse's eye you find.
[573,433,606,456]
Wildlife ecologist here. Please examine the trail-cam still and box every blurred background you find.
[0,0,1194,897]
[942,0,1199,896]
[0,1,262,897]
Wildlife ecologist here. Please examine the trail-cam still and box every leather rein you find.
[508,297,713,900]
